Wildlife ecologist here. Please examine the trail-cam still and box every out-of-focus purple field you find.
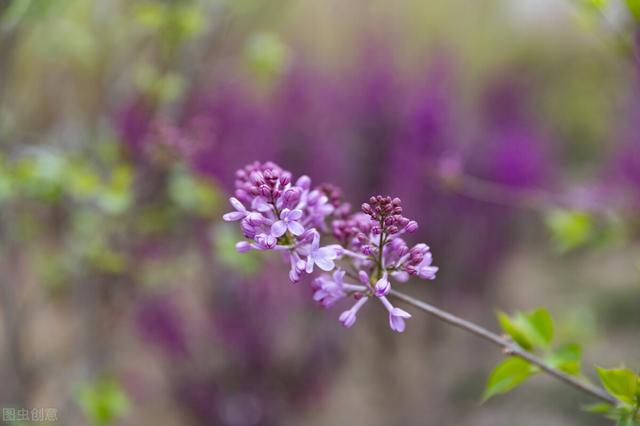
[0,0,639,425]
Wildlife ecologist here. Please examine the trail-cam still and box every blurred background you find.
[0,0,639,424]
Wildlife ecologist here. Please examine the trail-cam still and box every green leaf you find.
[483,357,537,402]
[525,308,554,347]
[596,367,638,405]
[497,312,533,350]
[626,0,640,21]
[76,378,130,426]
[245,32,290,82]
[214,224,261,275]
[582,402,614,414]
[497,308,554,350]
[169,168,221,216]
[545,209,593,252]
[546,343,582,376]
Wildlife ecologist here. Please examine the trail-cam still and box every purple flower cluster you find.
[224,161,438,332]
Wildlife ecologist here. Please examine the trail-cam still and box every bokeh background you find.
[1,0,639,424]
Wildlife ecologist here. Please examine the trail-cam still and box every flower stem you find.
[389,289,618,405]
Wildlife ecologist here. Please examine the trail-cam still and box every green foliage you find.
[76,378,130,426]
[244,32,290,82]
[497,308,553,351]
[626,0,640,21]
[545,209,593,252]
[486,308,585,402]
[168,167,221,217]
[582,367,640,425]
[483,357,538,402]
[545,343,582,375]
[134,1,205,44]
[215,224,261,275]
[596,367,639,406]
[134,64,186,103]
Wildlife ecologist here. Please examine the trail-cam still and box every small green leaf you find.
[76,378,130,426]
[546,343,582,376]
[497,308,554,350]
[582,402,614,414]
[525,308,554,347]
[545,209,593,252]
[497,312,533,350]
[596,367,638,405]
[483,357,537,402]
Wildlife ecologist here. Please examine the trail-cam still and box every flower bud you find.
[296,175,311,190]
[279,173,291,186]
[406,220,418,233]
[235,241,252,253]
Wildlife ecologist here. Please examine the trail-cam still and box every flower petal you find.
[223,211,246,221]
[315,257,335,271]
[279,208,291,219]
[288,209,303,220]
[390,315,406,332]
[305,257,315,274]
[271,220,287,237]
[392,307,411,319]
[316,247,338,261]
[288,221,305,236]
[229,197,246,213]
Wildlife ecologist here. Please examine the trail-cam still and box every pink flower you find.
[338,297,368,328]
[374,272,391,297]
[379,296,411,332]
[416,252,438,280]
[223,197,248,221]
[305,234,339,273]
[271,208,305,237]
[254,233,277,250]
[312,270,347,307]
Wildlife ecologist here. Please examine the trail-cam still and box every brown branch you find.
[389,289,618,405]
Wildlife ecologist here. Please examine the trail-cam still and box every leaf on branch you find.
[582,402,614,414]
[596,367,639,406]
[497,308,554,351]
[545,343,582,376]
[482,357,538,402]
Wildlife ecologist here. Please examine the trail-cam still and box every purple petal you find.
[315,247,337,261]
[390,315,406,332]
[392,307,411,319]
[305,257,315,274]
[229,197,246,213]
[288,209,303,220]
[315,257,335,271]
[339,311,356,328]
[279,208,291,219]
[223,211,246,221]
[287,221,305,236]
[271,220,287,237]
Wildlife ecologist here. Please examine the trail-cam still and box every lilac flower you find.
[304,234,340,274]
[338,297,368,328]
[271,208,304,237]
[312,270,347,308]
[313,270,368,308]
[223,197,249,221]
[224,162,438,332]
[287,252,305,283]
[374,272,390,297]
[379,296,412,333]
[254,233,277,250]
